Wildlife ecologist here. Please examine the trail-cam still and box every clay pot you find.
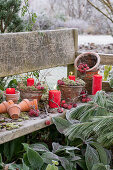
[7,104,21,119]
[4,91,20,103]
[18,99,38,112]
[74,52,100,72]
[0,100,14,113]
[59,85,83,104]
[20,90,42,102]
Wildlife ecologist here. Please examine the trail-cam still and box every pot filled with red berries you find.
[17,81,48,101]
[74,52,100,78]
[57,78,85,104]
[74,52,100,94]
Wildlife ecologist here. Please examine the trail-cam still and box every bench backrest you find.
[0,28,78,77]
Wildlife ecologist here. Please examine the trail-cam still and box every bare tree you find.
[87,0,113,23]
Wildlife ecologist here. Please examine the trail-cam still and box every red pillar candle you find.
[27,78,34,86]
[68,71,75,81]
[68,75,75,81]
[6,88,15,94]
[92,74,102,95]
[49,90,61,108]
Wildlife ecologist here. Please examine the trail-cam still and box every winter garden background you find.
[0,0,113,169]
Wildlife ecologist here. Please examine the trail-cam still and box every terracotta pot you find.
[0,100,14,113]
[74,52,100,72]
[4,91,20,103]
[20,90,42,102]
[7,104,21,119]
[18,99,38,112]
[59,85,83,103]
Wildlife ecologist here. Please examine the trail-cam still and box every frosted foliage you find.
[26,0,113,35]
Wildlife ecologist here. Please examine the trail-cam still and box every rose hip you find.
[63,104,68,109]
[73,103,77,107]
[45,120,51,125]
[82,98,86,103]
[57,108,64,113]
[67,105,72,110]
[62,100,66,104]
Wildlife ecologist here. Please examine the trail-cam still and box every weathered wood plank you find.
[98,53,113,65]
[0,112,65,144]
[0,28,78,77]
[102,81,113,92]
[67,29,78,77]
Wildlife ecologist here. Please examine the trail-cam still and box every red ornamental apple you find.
[61,103,64,107]
[29,109,36,116]
[82,98,86,103]
[41,86,44,90]
[86,98,91,102]
[82,94,86,98]
[57,108,64,113]
[45,120,51,125]
[67,105,72,110]
[34,113,39,117]
[73,103,77,107]
[36,86,41,90]
[37,82,41,86]
[62,100,66,104]
[63,104,68,109]
[80,90,86,95]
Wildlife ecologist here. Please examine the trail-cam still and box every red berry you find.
[45,120,51,125]
[57,80,65,85]
[82,94,86,98]
[62,100,66,104]
[36,86,41,90]
[57,108,64,113]
[80,90,86,95]
[67,105,72,110]
[86,98,91,102]
[63,104,68,109]
[84,64,87,67]
[73,103,77,107]
[86,67,89,70]
[82,98,86,103]
[61,103,64,107]
[37,82,41,86]
[41,86,44,90]
[34,113,39,117]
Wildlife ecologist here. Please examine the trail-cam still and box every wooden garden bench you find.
[0,28,113,144]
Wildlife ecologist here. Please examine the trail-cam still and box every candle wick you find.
[69,71,73,75]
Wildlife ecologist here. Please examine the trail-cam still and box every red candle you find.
[49,90,61,108]
[68,75,75,81]
[92,74,102,95]
[6,88,15,94]
[27,78,34,86]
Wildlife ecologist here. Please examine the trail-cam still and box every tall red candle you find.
[92,74,102,95]
[6,88,15,94]
[49,90,61,108]
[68,75,75,81]
[27,78,34,86]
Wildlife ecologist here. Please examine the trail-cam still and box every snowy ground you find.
[79,35,113,45]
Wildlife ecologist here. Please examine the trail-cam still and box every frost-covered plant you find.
[57,77,85,86]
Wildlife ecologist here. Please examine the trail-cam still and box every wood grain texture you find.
[0,28,78,77]
[0,112,66,144]
[102,81,113,92]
